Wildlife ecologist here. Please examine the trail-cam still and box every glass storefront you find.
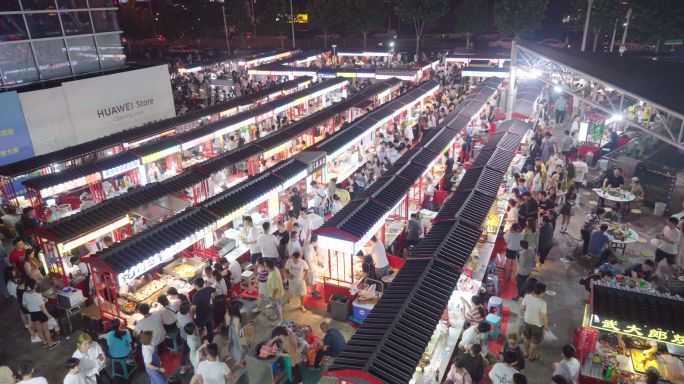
[0,0,123,86]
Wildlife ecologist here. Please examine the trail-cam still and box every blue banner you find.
[0,91,36,202]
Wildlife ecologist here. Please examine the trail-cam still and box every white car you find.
[539,39,567,48]
[169,45,192,53]
[613,41,655,52]
[489,38,513,49]
[316,33,340,40]
[442,32,469,39]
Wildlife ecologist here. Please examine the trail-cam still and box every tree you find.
[570,0,621,52]
[630,0,684,52]
[158,2,184,46]
[344,0,387,49]
[117,1,153,41]
[261,0,292,49]
[454,0,488,50]
[307,0,342,48]
[395,0,449,55]
[493,0,548,39]
[225,0,253,49]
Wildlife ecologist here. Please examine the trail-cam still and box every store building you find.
[0,0,125,87]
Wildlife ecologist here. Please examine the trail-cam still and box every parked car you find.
[539,38,567,48]
[478,32,505,40]
[442,32,469,39]
[489,38,513,49]
[316,33,340,40]
[613,41,655,51]
[372,29,397,39]
[168,45,192,53]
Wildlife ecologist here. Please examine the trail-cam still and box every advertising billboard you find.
[0,92,37,201]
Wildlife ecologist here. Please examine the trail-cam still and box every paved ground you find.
[0,122,673,384]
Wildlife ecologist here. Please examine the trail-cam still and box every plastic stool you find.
[111,353,138,380]
[616,254,629,263]
[486,262,498,276]
[165,328,182,353]
[486,313,503,342]
[631,209,642,222]
[580,191,592,206]
[631,237,647,257]
[573,234,583,248]
[487,296,504,317]
[485,274,499,296]
[641,251,654,259]
[588,201,598,209]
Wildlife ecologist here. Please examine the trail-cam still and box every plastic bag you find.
[543,330,558,342]
[47,317,60,332]
[650,238,660,248]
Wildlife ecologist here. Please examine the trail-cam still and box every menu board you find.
[576,327,599,353]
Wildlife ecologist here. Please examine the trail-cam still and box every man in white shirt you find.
[654,217,682,277]
[134,303,167,347]
[458,322,491,351]
[220,257,243,286]
[424,176,435,210]
[257,222,280,260]
[489,351,519,384]
[521,282,549,361]
[244,217,261,264]
[196,343,231,384]
[225,135,238,151]
[553,344,581,384]
[403,124,414,143]
[368,236,390,278]
[570,115,580,133]
[310,181,328,217]
[304,235,321,299]
[18,362,48,384]
[572,153,589,191]
[177,301,194,374]
[285,251,309,312]
[298,208,313,246]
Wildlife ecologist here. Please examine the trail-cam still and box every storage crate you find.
[352,297,375,320]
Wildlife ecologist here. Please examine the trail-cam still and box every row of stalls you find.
[0,76,314,213]
[27,79,435,314]
[324,118,531,384]
[174,47,304,75]
[249,61,440,85]
[19,78,349,221]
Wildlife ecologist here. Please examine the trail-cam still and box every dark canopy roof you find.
[517,40,684,117]
[35,199,130,242]
[93,208,218,274]
[22,163,102,192]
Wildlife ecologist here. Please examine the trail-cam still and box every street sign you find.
[665,39,683,45]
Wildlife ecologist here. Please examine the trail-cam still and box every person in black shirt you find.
[624,260,654,284]
[339,116,349,130]
[608,128,619,152]
[523,192,538,222]
[444,153,455,190]
[191,277,216,342]
[602,168,625,208]
[289,188,303,218]
[516,195,527,227]
[537,191,555,213]
[462,344,485,383]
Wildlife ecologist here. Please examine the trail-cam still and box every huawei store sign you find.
[96,99,156,122]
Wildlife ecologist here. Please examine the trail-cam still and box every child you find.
[252,257,270,313]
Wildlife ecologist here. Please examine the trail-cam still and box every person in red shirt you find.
[10,238,27,275]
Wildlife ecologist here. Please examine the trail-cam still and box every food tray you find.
[631,349,658,374]
[130,280,166,303]
[163,257,207,281]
